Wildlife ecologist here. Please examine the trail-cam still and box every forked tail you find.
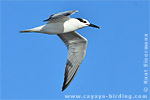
[19,30,33,33]
[19,25,45,33]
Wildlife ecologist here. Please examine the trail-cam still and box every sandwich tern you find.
[20,10,101,91]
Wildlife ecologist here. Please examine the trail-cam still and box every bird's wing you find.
[43,10,78,23]
[57,31,87,91]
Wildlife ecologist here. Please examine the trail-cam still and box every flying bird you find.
[20,10,101,91]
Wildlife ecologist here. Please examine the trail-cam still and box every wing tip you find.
[74,10,78,12]
[62,81,70,91]
[43,19,49,22]
[61,65,81,92]
[62,68,69,92]
[62,85,67,91]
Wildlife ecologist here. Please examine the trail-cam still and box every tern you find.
[20,10,101,91]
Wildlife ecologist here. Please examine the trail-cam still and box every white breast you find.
[63,19,83,33]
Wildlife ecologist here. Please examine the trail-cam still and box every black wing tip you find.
[61,65,81,92]
[62,82,70,91]
[43,19,49,22]
[61,65,69,92]
[62,85,66,91]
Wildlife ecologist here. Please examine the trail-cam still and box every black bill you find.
[89,24,101,29]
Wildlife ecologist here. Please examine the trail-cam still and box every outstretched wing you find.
[57,31,87,91]
[43,10,78,22]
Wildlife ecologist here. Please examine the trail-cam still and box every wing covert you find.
[43,10,78,22]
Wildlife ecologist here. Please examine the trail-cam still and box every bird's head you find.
[75,18,101,29]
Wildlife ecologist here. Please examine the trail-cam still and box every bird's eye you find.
[83,21,87,23]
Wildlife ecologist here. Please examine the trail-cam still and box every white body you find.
[26,18,87,34]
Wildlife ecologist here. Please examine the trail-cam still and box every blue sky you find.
[1,0,149,100]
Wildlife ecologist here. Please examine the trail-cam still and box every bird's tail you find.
[19,29,33,33]
[20,25,45,33]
